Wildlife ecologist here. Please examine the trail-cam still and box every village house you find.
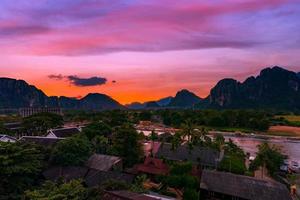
[134,157,170,176]
[0,134,17,143]
[19,136,64,146]
[155,143,221,168]
[200,170,292,200]
[86,153,123,171]
[102,190,175,200]
[43,153,133,188]
[46,127,81,138]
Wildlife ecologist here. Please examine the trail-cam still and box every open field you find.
[268,126,300,137]
[276,115,300,122]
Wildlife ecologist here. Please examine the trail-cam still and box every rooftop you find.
[200,170,292,200]
[135,157,169,175]
[85,153,122,171]
[49,127,81,138]
[102,190,158,200]
[85,169,134,187]
[20,136,64,146]
[155,143,220,167]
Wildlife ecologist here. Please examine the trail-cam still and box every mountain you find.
[0,78,123,110]
[124,102,145,109]
[79,93,124,110]
[0,78,49,108]
[145,101,160,108]
[126,96,173,109]
[168,89,202,107]
[205,66,300,110]
[156,96,173,106]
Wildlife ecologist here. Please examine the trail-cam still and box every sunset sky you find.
[0,0,300,104]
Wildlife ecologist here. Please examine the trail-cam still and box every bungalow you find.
[200,170,292,200]
[0,134,17,143]
[46,127,81,138]
[43,166,134,188]
[102,190,175,200]
[135,157,170,176]
[85,169,134,188]
[155,143,221,168]
[85,153,123,171]
[19,136,64,146]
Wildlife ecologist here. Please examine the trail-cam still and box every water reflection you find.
[224,136,300,162]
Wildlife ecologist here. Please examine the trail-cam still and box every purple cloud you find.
[48,74,108,86]
[67,75,107,87]
[0,0,299,55]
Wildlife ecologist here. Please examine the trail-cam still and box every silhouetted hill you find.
[203,66,300,110]
[168,89,202,107]
[145,101,160,108]
[156,96,173,106]
[0,78,123,110]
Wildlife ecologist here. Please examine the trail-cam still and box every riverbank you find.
[209,130,300,141]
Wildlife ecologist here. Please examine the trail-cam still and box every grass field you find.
[276,115,300,122]
[267,125,300,137]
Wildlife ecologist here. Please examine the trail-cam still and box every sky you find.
[0,0,300,104]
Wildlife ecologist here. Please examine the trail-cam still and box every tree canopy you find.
[51,135,92,166]
[22,112,63,136]
[250,143,286,176]
[82,121,112,140]
[0,142,44,199]
[25,179,87,200]
[110,124,143,167]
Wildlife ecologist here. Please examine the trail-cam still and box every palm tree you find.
[149,130,158,156]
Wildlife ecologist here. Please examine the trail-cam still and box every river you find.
[224,136,300,162]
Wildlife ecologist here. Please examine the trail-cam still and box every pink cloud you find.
[1,0,298,55]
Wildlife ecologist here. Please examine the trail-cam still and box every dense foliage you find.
[218,139,246,175]
[22,112,63,136]
[110,124,143,167]
[82,121,112,140]
[159,109,270,131]
[0,142,44,199]
[51,135,92,166]
[160,162,199,200]
[250,143,286,176]
[25,180,88,200]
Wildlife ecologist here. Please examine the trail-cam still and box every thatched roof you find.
[49,127,81,138]
[85,169,134,187]
[156,143,219,167]
[200,170,292,200]
[20,136,64,146]
[85,154,122,171]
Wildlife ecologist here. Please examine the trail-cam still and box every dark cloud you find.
[67,75,107,87]
[0,25,50,37]
[48,74,108,87]
[48,74,64,80]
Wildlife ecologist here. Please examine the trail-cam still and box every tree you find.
[110,124,143,167]
[250,143,286,176]
[82,121,112,140]
[0,142,44,199]
[171,131,182,150]
[51,135,92,166]
[22,113,63,136]
[162,162,199,200]
[91,135,109,154]
[218,139,246,175]
[25,179,87,200]
[149,130,158,156]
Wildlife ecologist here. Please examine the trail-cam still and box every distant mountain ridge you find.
[126,90,202,109]
[0,78,123,110]
[204,66,300,110]
[1,66,299,111]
